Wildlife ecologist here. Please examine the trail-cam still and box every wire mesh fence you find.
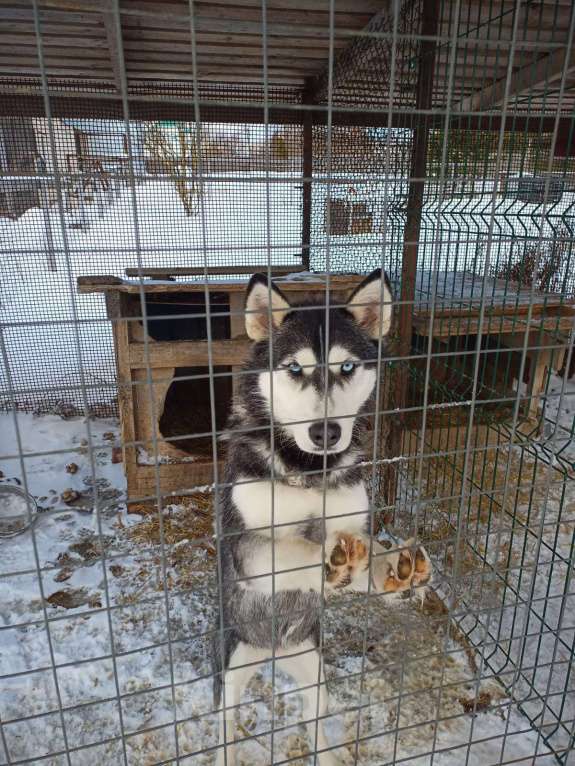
[1,0,575,764]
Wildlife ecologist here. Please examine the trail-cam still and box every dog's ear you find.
[245,273,291,340]
[346,269,393,340]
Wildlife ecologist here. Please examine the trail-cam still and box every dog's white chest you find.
[232,478,368,536]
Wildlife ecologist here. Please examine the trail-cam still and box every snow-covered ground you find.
[392,369,575,766]
[0,174,302,413]
[1,171,574,763]
[1,383,574,764]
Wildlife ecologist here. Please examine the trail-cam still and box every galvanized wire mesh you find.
[0,0,575,765]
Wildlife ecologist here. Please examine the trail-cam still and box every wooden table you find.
[411,270,574,418]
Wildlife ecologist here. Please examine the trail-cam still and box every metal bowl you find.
[0,485,38,537]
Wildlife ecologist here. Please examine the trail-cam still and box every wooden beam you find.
[128,339,251,368]
[388,0,440,506]
[30,1,372,36]
[3,90,574,129]
[124,265,304,278]
[77,273,364,295]
[301,78,313,270]
[103,8,124,93]
[457,45,575,113]
[397,0,439,364]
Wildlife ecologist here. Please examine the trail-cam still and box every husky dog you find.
[213,270,431,765]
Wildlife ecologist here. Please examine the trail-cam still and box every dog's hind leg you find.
[215,640,269,766]
[276,640,340,766]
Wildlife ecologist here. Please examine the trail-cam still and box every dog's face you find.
[244,270,393,455]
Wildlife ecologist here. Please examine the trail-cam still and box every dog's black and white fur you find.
[212,270,431,765]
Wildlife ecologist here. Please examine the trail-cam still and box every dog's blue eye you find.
[288,361,303,376]
[341,361,356,375]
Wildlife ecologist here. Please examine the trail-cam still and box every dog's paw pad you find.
[413,546,432,586]
[381,542,432,594]
[326,533,368,589]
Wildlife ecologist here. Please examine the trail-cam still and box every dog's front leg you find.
[237,533,375,595]
[238,534,327,593]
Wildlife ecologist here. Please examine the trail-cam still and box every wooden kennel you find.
[77,270,365,502]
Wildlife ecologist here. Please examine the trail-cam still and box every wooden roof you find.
[0,0,574,124]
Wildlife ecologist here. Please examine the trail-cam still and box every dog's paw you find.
[375,538,432,596]
[326,532,369,589]
[413,544,432,587]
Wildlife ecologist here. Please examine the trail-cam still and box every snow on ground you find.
[2,174,573,412]
[1,172,574,763]
[393,371,575,765]
[0,174,302,412]
[0,406,572,765]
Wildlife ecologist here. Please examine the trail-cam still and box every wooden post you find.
[106,292,138,500]
[228,291,245,399]
[35,156,57,271]
[301,78,314,271]
[386,0,439,507]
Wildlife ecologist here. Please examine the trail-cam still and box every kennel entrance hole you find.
[144,291,231,341]
[145,292,233,459]
[159,365,232,457]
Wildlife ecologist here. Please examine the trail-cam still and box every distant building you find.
[0,117,39,218]
[63,119,146,175]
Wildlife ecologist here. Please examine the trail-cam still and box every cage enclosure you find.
[1,0,575,764]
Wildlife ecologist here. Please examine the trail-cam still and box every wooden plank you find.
[0,54,113,67]
[124,265,304,278]
[500,326,574,348]
[121,39,334,59]
[523,348,552,418]
[125,1,373,28]
[129,460,222,499]
[1,10,346,41]
[301,78,313,270]
[121,28,347,49]
[123,51,323,70]
[0,26,332,47]
[0,33,110,48]
[0,64,109,77]
[37,0,373,29]
[111,293,139,499]
[122,16,339,38]
[0,43,110,57]
[229,291,246,398]
[102,9,123,92]
[412,270,563,306]
[124,62,310,79]
[1,6,104,25]
[413,314,574,339]
[128,339,252,367]
[457,46,575,113]
[416,302,569,321]
[130,34,340,51]
[228,293,246,339]
[3,87,569,129]
[78,274,363,295]
[128,0,383,13]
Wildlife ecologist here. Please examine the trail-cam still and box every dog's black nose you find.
[308,420,341,448]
